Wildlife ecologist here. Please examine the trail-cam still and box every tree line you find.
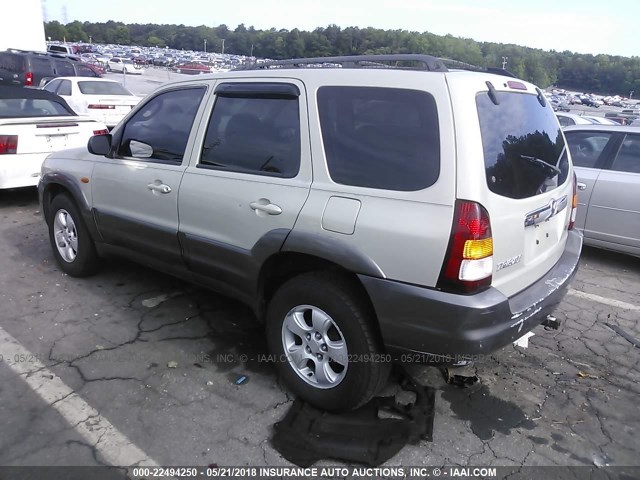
[44,20,640,95]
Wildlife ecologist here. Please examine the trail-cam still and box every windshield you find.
[78,81,132,96]
[0,98,73,118]
[476,91,569,199]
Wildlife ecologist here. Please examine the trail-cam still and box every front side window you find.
[317,86,440,191]
[200,87,300,177]
[477,91,569,199]
[117,87,205,163]
[564,131,613,169]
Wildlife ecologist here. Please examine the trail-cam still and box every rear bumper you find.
[360,230,583,360]
[0,153,47,189]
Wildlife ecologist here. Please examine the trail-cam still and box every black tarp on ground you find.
[271,368,435,466]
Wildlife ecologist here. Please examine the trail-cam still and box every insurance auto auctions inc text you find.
[256,466,497,478]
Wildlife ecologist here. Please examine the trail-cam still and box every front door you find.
[92,85,209,267]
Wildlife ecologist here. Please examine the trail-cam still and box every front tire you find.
[47,194,100,277]
[266,271,390,411]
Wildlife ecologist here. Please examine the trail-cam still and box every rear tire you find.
[266,271,390,411]
[47,194,101,277]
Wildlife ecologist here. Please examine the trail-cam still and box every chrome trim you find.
[524,195,568,227]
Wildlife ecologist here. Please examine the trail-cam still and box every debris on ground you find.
[167,361,178,369]
[605,323,639,349]
[443,364,479,387]
[235,375,248,385]
[271,368,435,466]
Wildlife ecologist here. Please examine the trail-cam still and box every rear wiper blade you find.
[519,155,561,178]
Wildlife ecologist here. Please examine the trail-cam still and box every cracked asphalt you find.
[1,187,639,471]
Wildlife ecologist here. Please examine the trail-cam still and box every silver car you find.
[563,125,640,257]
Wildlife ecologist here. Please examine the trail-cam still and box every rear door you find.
[585,132,640,252]
[450,74,574,298]
[178,80,311,299]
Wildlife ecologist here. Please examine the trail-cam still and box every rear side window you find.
[612,134,640,174]
[318,86,440,191]
[57,80,72,96]
[477,92,569,199]
[557,115,575,127]
[75,64,96,77]
[30,57,54,76]
[564,131,613,168]
[200,86,301,178]
[53,60,75,77]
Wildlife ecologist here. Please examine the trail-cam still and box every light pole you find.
[204,39,206,53]
[502,56,508,69]
[221,38,225,55]
[89,36,92,44]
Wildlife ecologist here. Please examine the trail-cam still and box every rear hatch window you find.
[0,53,24,73]
[476,92,569,199]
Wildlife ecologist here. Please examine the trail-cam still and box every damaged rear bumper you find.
[359,230,582,361]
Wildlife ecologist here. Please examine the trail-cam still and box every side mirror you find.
[87,133,112,156]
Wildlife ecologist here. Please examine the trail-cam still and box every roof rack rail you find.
[5,48,49,56]
[237,54,448,72]
[440,58,517,78]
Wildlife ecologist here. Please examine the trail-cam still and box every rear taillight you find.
[93,129,109,135]
[25,72,33,86]
[0,135,18,154]
[568,172,578,230]
[87,104,115,110]
[437,200,493,294]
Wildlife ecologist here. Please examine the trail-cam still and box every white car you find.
[556,112,598,127]
[43,77,140,128]
[0,86,107,189]
[107,57,144,75]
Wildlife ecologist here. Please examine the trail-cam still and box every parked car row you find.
[0,50,102,88]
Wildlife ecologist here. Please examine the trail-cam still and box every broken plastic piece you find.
[513,331,536,348]
[235,375,247,385]
[271,368,435,466]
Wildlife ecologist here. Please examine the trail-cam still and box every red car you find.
[173,62,211,75]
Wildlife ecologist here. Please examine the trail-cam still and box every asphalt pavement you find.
[0,187,639,474]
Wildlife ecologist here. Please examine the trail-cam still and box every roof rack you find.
[237,54,448,72]
[237,54,518,78]
[439,58,517,78]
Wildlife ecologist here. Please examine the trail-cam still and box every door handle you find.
[147,182,172,194]
[250,200,282,215]
[577,182,587,191]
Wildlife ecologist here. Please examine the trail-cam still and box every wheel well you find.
[257,252,377,323]
[42,183,70,220]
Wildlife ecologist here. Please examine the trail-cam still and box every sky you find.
[41,0,638,57]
